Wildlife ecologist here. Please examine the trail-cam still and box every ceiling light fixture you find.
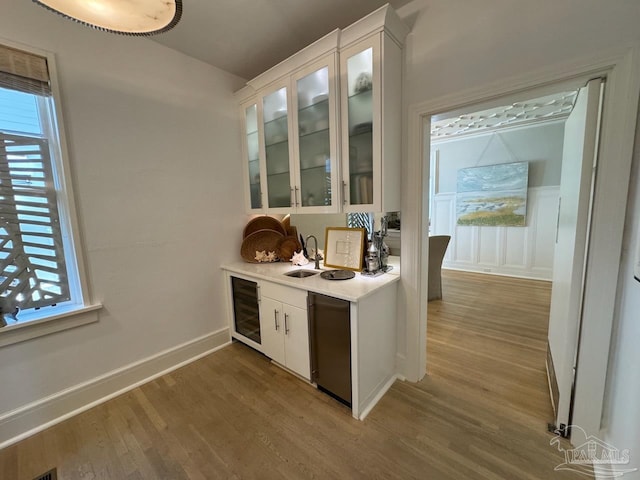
[32,0,183,36]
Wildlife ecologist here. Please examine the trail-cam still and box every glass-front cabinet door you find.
[262,85,294,211]
[243,101,262,211]
[292,55,339,213]
[341,40,379,211]
[340,32,403,213]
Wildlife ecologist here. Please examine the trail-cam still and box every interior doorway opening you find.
[424,77,605,438]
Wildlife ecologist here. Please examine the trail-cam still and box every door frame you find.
[401,47,640,434]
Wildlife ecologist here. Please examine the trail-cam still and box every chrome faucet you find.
[306,235,321,270]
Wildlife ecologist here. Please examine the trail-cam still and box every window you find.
[347,212,373,236]
[0,43,90,333]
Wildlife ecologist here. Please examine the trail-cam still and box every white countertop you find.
[221,256,400,303]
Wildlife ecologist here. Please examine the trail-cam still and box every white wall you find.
[0,2,245,442]
[433,122,565,192]
[431,122,564,279]
[399,0,640,106]
[600,114,640,477]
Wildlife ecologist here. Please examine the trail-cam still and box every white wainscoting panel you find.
[532,189,561,273]
[478,227,500,266]
[504,226,528,268]
[454,227,475,264]
[432,186,559,280]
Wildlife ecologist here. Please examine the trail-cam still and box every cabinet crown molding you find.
[247,29,340,92]
[340,4,410,50]
[238,4,409,93]
[234,85,256,103]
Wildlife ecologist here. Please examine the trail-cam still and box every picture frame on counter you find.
[324,227,366,271]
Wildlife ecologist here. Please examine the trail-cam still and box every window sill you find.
[0,304,102,348]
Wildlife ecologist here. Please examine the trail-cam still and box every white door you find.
[260,296,285,366]
[547,78,603,435]
[283,304,311,380]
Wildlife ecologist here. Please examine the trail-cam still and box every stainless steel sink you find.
[284,270,320,278]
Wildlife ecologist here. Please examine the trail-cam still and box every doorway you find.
[425,86,580,428]
[405,51,639,443]
[424,79,604,434]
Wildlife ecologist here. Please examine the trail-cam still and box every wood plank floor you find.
[428,269,556,424]
[1,270,581,479]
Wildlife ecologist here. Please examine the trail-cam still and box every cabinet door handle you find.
[274,309,279,331]
[342,181,348,205]
[290,187,295,207]
[294,186,300,207]
[284,313,289,335]
[256,285,261,303]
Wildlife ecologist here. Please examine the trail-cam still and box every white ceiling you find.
[431,90,579,139]
[152,0,411,80]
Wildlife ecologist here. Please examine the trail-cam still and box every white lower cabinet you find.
[259,282,311,380]
[223,263,400,420]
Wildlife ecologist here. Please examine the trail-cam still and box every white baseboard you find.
[396,352,407,378]
[0,328,230,449]
[443,265,552,282]
[358,374,400,421]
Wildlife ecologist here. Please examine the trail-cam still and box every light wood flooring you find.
[1,270,581,479]
[428,269,556,424]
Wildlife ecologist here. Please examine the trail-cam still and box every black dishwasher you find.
[308,293,351,406]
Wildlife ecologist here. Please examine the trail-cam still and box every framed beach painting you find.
[456,161,529,227]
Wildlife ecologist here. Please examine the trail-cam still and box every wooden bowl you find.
[240,229,284,262]
[243,216,286,239]
[277,235,302,261]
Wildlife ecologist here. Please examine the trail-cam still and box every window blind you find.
[0,45,50,96]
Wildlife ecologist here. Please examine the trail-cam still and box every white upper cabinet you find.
[340,6,408,213]
[238,31,341,214]
[236,5,408,214]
